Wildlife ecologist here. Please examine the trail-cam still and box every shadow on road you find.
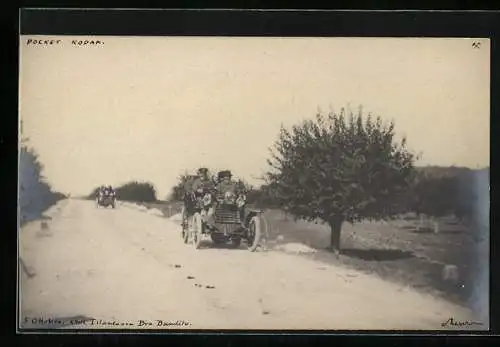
[340,248,414,261]
[194,240,247,251]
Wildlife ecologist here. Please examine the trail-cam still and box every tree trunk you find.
[329,217,343,255]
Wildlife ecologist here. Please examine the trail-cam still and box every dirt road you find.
[19,199,485,330]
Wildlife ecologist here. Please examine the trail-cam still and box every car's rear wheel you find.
[181,214,190,244]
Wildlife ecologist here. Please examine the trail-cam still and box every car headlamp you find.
[202,193,212,206]
[236,195,246,208]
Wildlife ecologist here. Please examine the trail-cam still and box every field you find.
[140,200,485,307]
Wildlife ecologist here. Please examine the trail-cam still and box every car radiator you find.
[215,206,241,224]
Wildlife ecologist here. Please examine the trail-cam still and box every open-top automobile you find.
[182,188,262,251]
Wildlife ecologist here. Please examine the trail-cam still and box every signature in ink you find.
[441,317,483,328]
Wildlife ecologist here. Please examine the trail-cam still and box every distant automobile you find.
[96,187,116,209]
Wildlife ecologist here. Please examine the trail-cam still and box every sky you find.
[19,36,490,198]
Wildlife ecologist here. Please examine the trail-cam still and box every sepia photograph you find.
[18,34,490,331]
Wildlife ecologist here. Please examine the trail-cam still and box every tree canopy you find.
[115,181,157,202]
[19,134,66,224]
[167,173,199,201]
[266,107,417,252]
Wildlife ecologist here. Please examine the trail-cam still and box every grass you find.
[138,200,484,307]
[263,210,485,307]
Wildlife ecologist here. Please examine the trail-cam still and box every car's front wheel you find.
[247,216,262,252]
[192,213,203,249]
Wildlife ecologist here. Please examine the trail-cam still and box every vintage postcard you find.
[18,30,490,331]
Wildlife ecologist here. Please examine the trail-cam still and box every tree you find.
[266,107,417,253]
[115,181,157,202]
[411,173,457,233]
[235,178,251,194]
[452,168,487,226]
[244,183,280,209]
[409,167,488,232]
[167,173,198,201]
[19,130,66,224]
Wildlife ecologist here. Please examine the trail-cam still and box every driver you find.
[191,167,216,229]
[216,170,237,196]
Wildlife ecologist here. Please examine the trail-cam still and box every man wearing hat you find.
[191,167,214,193]
[191,167,216,229]
[216,170,237,194]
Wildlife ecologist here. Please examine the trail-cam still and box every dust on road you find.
[19,199,485,330]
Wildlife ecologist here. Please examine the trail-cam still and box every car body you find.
[96,188,116,208]
[183,188,263,251]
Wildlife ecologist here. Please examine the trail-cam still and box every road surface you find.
[19,199,484,330]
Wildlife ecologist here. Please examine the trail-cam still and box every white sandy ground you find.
[19,199,486,331]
